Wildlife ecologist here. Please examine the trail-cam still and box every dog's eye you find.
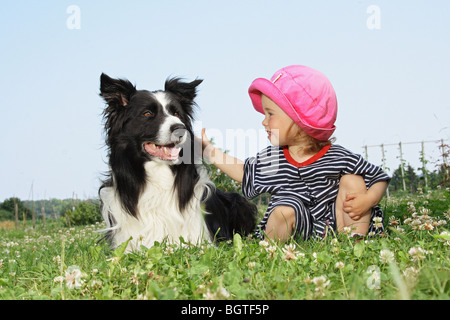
[173,112,180,118]
[143,111,154,118]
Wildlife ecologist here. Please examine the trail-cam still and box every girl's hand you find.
[343,193,371,221]
[201,128,212,151]
[199,128,244,182]
[200,128,216,162]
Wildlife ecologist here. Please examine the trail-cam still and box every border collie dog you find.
[99,73,256,251]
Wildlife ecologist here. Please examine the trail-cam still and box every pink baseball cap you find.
[248,65,337,141]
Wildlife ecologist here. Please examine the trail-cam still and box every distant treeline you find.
[0,197,100,221]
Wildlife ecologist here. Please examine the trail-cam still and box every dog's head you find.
[99,73,203,163]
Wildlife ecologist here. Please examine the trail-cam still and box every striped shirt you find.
[242,144,390,239]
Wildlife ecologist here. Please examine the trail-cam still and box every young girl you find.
[202,65,390,242]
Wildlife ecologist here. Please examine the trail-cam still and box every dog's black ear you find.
[164,78,203,103]
[100,73,136,107]
[165,78,203,119]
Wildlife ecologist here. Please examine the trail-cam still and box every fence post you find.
[421,141,428,189]
[380,144,389,197]
[363,139,449,191]
[441,138,449,184]
[14,202,19,229]
[399,142,406,191]
[441,139,448,166]
[31,202,36,229]
[51,201,57,219]
[41,201,46,229]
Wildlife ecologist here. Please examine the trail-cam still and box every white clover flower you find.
[164,247,174,255]
[217,287,230,299]
[312,275,329,287]
[282,243,301,261]
[403,266,419,280]
[373,217,383,228]
[203,287,230,300]
[423,221,434,231]
[342,226,352,235]
[265,245,278,258]
[444,210,450,220]
[419,207,431,216]
[437,231,450,246]
[407,202,416,213]
[203,289,215,300]
[130,273,139,285]
[410,219,422,229]
[65,265,85,290]
[282,250,297,261]
[408,247,427,261]
[52,255,61,264]
[106,257,120,264]
[379,249,395,264]
[389,216,399,226]
[312,275,330,296]
[395,227,405,233]
[258,240,269,248]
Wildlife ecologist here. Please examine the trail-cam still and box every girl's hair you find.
[302,132,335,154]
[289,122,335,154]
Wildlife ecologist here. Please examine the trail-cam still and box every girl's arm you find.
[201,129,244,183]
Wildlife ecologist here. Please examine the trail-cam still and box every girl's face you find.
[261,94,299,146]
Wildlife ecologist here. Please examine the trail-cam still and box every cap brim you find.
[248,78,291,115]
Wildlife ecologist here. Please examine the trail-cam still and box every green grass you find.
[0,189,449,300]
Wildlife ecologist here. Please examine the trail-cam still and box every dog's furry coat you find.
[98,74,256,251]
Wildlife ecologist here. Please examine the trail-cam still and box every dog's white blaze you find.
[100,161,212,251]
[153,91,186,145]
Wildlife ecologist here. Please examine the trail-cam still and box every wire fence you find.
[362,139,449,196]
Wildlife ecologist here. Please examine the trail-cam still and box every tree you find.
[405,165,419,192]
[0,197,32,221]
[389,164,420,192]
[63,200,102,226]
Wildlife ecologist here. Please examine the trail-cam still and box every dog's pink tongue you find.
[145,143,181,160]
[167,146,181,159]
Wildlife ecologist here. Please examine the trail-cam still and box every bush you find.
[0,209,13,221]
[0,197,32,221]
[64,201,102,226]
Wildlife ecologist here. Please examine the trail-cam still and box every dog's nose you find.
[171,123,186,134]
[170,124,187,142]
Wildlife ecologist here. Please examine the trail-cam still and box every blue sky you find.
[1,0,449,201]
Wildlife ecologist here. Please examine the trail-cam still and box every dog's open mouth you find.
[144,142,181,161]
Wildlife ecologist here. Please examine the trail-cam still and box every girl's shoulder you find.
[245,146,285,166]
[328,144,360,158]
[254,145,284,158]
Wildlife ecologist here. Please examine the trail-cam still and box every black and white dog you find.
[98,73,256,251]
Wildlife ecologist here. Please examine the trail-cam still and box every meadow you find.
[0,189,449,301]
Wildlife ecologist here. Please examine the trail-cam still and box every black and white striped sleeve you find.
[351,154,391,188]
[242,156,259,199]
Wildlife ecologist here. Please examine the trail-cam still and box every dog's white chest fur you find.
[100,162,209,251]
